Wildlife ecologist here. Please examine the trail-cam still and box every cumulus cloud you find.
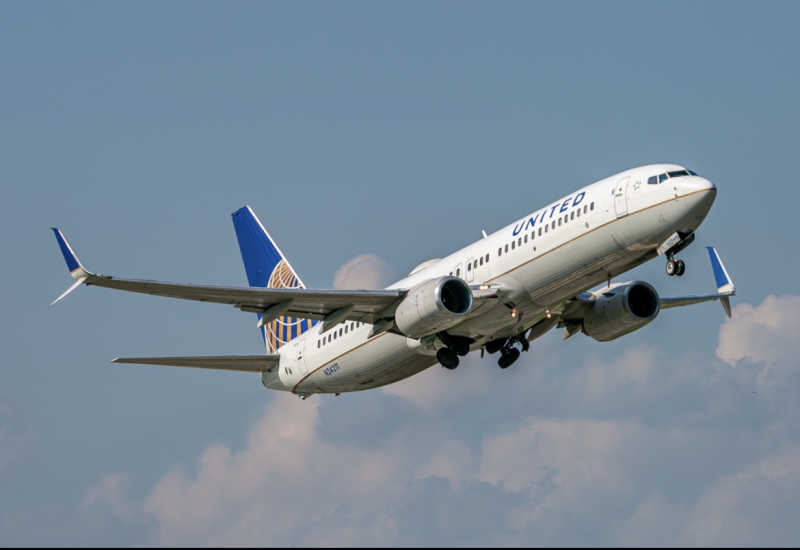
[332,254,396,290]
[717,295,800,390]
[77,294,800,546]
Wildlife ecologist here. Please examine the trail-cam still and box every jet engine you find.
[395,276,473,339]
[582,281,660,342]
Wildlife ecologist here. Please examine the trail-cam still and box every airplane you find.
[51,164,735,399]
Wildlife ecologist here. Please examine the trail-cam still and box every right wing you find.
[112,355,280,373]
[50,229,404,326]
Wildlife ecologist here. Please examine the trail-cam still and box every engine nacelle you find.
[395,276,473,339]
[582,281,660,342]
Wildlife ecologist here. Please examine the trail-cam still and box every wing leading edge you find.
[50,229,404,325]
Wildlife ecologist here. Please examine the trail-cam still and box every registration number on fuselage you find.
[323,362,340,377]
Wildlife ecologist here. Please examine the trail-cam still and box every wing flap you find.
[112,355,280,372]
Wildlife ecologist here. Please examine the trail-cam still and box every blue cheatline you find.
[231,206,317,353]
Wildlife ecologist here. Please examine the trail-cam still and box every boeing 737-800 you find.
[52,164,735,398]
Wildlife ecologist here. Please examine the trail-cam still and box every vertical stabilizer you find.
[231,206,316,353]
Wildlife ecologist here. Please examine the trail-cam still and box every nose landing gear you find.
[666,255,686,277]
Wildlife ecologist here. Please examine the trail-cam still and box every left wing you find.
[50,229,404,326]
[659,247,736,317]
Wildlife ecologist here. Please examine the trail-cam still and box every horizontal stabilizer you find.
[112,355,280,372]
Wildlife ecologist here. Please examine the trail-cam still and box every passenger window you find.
[456,268,460,276]
[318,340,321,348]
[518,238,522,246]
[590,202,594,211]
[558,218,562,226]
[577,208,581,217]
[545,225,549,233]
[648,176,657,185]
[659,173,668,183]
[571,212,574,220]
[333,331,337,340]
[583,205,588,214]
[449,271,453,276]
[531,231,535,241]
[328,334,332,343]
[524,235,528,243]
[479,257,483,266]
[485,253,489,262]
[564,214,568,223]
[505,244,508,253]
[551,221,555,230]
[498,248,502,256]
[538,227,542,236]
[345,325,348,334]
[351,322,354,330]
[511,241,515,250]
[356,322,360,328]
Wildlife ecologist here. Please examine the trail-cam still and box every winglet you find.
[707,247,735,318]
[706,247,735,294]
[51,228,94,304]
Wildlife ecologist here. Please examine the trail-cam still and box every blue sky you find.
[1,1,799,545]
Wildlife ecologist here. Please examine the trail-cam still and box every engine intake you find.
[582,281,660,342]
[395,276,473,338]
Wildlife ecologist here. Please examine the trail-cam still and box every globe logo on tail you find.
[262,259,316,353]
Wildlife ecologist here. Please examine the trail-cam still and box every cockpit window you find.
[667,170,690,178]
[650,169,698,184]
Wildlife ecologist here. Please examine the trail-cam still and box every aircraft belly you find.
[298,333,437,394]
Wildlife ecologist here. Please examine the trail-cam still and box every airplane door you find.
[466,257,475,282]
[614,177,630,218]
[296,338,308,375]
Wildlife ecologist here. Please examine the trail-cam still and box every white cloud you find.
[76,295,800,546]
[332,254,396,290]
[717,294,800,389]
[615,446,800,546]
[83,473,137,522]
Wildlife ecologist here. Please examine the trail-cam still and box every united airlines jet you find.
[52,164,735,398]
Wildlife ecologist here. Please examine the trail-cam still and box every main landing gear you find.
[485,330,530,370]
[666,254,686,277]
[435,332,475,370]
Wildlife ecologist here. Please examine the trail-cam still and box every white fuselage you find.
[262,164,717,395]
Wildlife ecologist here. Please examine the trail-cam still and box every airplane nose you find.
[681,176,717,217]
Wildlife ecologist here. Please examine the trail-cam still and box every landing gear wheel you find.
[666,259,677,276]
[454,342,470,357]
[675,259,686,277]
[498,348,521,369]
[437,348,460,370]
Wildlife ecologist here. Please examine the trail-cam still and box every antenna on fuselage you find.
[482,230,488,238]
